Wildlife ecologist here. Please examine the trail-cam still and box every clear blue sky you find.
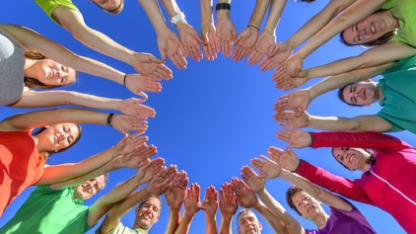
[0,0,410,233]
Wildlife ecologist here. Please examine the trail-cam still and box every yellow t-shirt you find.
[34,0,80,25]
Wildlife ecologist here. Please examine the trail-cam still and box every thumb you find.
[137,91,148,100]
[202,31,209,45]
[267,44,278,57]
[159,49,167,62]
[294,108,304,118]
[149,55,162,63]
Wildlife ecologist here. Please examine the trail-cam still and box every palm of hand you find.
[288,91,310,112]
[219,199,237,217]
[203,199,218,215]
[255,32,275,55]
[166,187,185,209]
[217,18,235,41]
[246,177,265,193]
[184,198,200,213]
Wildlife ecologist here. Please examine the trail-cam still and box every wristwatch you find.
[170,12,185,27]
[215,3,231,12]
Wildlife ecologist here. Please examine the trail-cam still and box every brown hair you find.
[337,82,364,107]
[24,51,77,89]
[286,186,303,216]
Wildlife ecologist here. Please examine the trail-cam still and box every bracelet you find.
[107,113,114,125]
[247,24,260,31]
[123,74,127,87]
[215,3,231,12]
[170,12,185,26]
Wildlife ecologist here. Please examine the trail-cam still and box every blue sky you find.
[0,0,410,233]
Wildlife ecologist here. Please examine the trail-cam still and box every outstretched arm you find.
[164,171,188,234]
[219,183,237,234]
[200,0,220,61]
[216,0,236,58]
[174,183,202,234]
[201,186,218,234]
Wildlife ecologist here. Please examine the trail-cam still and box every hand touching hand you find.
[135,157,165,184]
[273,110,310,128]
[183,183,202,216]
[274,70,310,90]
[272,53,303,83]
[247,30,276,65]
[165,170,189,210]
[259,41,292,71]
[117,98,156,118]
[230,178,258,208]
[129,52,173,80]
[111,115,148,135]
[113,133,148,157]
[145,164,177,196]
[276,128,312,148]
[177,22,204,62]
[274,90,312,117]
[250,156,282,179]
[240,166,266,193]
[157,29,187,69]
[267,146,300,172]
[118,144,157,169]
[232,27,259,62]
[124,74,162,99]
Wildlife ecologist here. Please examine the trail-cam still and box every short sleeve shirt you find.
[34,0,80,25]
[95,222,148,234]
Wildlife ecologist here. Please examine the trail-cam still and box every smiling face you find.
[332,147,371,171]
[341,81,380,106]
[237,210,262,234]
[291,191,323,220]
[134,197,161,231]
[73,175,106,200]
[34,123,81,152]
[342,12,393,45]
[25,59,76,87]
[89,0,122,11]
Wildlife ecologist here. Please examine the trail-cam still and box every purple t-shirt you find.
[305,200,376,234]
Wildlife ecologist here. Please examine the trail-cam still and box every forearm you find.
[13,91,122,110]
[137,0,170,35]
[257,189,302,233]
[219,216,232,234]
[160,0,182,17]
[248,0,271,28]
[205,214,218,234]
[307,56,365,79]
[280,170,322,200]
[165,208,181,234]
[200,0,214,24]
[253,201,288,234]
[309,114,392,132]
[38,146,118,185]
[173,212,195,234]
[286,0,355,49]
[263,0,286,34]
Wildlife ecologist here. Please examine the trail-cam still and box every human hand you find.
[157,29,187,69]
[230,178,257,208]
[274,70,310,90]
[259,41,292,71]
[216,13,236,58]
[219,182,237,219]
[200,186,218,218]
[111,114,148,135]
[247,30,275,65]
[201,22,220,61]
[113,133,148,156]
[250,156,282,179]
[232,26,259,62]
[276,128,312,148]
[274,90,311,117]
[135,157,165,184]
[117,98,156,118]
[184,183,202,216]
[240,166,265,193]
[273,110,310,128]
[118,144,157,169]
[124,74,162,99]
[177,22,204,62]
[267,146,300,172]
[272,53,303,82]
[165,170,188,210]
[129,52,173,80]
[145,164,177,195]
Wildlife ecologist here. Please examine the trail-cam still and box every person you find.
[0,107,147,217]
[0,148,161,234]
[260,0,358,71]
[33,0,172,79]
[248,151,377,233]
[199,0,220,61]
[215,0,236,58]
[95,165,178,234]
[272,0,416,86]
[275,128,416,233]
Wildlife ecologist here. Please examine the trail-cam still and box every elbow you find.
[329,0,351,15]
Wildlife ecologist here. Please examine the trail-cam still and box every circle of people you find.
[0,0,414,233]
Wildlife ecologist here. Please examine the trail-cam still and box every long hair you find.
[24,51,77,89]
[331,148,376,171]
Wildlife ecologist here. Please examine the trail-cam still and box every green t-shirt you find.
[95,222,148,234]
[0,185,92,234]
[376,55,416,133]
[382,0,416,47]
[34,0,80,25]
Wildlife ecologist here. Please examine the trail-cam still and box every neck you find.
[311,212,330,229]
[376,84,384,101]
[386,10,399,29]
[132,222,150,231]
[24,58,37,78]
[359,163,371,172]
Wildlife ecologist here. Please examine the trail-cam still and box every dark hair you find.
[24,51,77,89]
[33,124,82,161]
[285,186,303,216]
[92,0,124,15]
[339,9,397,47]
[337,83,364,107]
[331,148,376,171]
[298,0,317,3]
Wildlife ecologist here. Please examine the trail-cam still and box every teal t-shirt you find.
[376,55,416,133]
[34,0,80,25]
[382,0,416,47]
[0,185,92,234]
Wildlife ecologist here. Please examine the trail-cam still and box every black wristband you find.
[123,74,127,87]
[107,113,114,125]
[216,3,231,12]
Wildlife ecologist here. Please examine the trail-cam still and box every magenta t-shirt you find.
[306,199,376,234]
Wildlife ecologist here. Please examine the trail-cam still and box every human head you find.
[89,0,124,14]
[73,174,108,200]
[33,123,82,160]
[237,209,262,234]
[24,51,77,89]
[134,196,162,231]
[337,81,381,107]
[340,10,397,47]
[286,186,326,220]
[331,147,376,171]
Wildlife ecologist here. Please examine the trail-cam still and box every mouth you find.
[371,23,375,33]
[348,154,355,164]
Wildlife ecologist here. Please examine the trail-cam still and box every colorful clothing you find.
[0,28,25,106]
[0,131,44,216]
[297,131,416,233]
[0,185,92,234]
[95,222,147,234]
[34,0,80,25]
[305,199,376,234]
[382,0,416,47]
[377,55,416,133]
